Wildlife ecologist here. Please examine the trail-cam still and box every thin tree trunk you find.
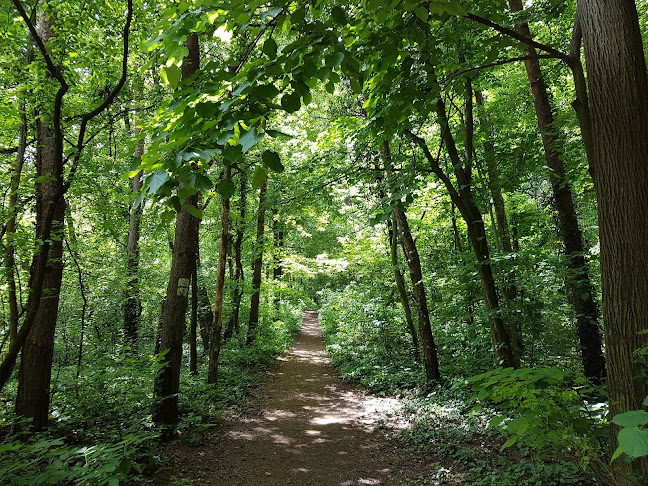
[407,93,517,369]
[208,165,231,383]
[64,212,88,380]
[579,0,648,479]
[246,179,267,345]
[474,89,523,354]
[508,0,606,383]
[124,128,144,350]
[6,105,27,348]
[382,142,440,380]
[153,31,201,430]
[391,206,440,381]
[387,217,420,354]
[225,172,246,341]
[189,260,198,374]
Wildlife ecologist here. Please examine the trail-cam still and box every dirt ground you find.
[153,310,435,485]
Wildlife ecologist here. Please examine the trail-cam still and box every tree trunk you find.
[208,165,231,383]
[153,31,201,430]
[508,0,606,383]
[225,172,246,341]
[123,128,144,350]
[382,142,440,380]
[387,217,420,354]
[391,206,440,381]
[474,89,523,354]
[189,260,198,374]
[14,11,66,430]
[579,0,648,479]
[153,193,200,428]
[5,105,27,348]
[407,94,517,369]
[246,179,267,345]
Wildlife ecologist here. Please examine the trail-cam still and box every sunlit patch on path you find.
[155,310,432,485]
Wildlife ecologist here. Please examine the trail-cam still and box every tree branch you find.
[442,55,557,84]
[466,13,569,63]
[63,0,133,193]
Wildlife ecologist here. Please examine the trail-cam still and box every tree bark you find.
[190,260,198,374]
[246,179,267,345]
[474,89,523,354]
[208,165,231,383]
[508,0,606,383]
[153,193,200,428]
[391,206,440,381]
[579,0,648,479]
[123,128,144,350]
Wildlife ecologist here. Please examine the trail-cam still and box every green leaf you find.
[252,167,267,190]
[185,204,203,220]
[429,2,444,16]
[445,1,468,16]
[217,178,236,199]
[487,416,505,429]
[326,51,345,68]
[192,173,213,193]
[500,436,517,451]
[617,426,648,458]
[281,92,302,113]
[239,127,264,153]
[613,411,648,428]
[350,77,362,94]
[262,150,284,172]
[253,83,280,99]
[147,170,170,194]
[263,37,278,58]
[160,65,182,87]
[223,144,243,165]
[414,7,428,21]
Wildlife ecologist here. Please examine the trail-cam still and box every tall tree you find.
[224,171,247,341]
[246,178,267,345]
[507,0,605,383]
[153,32,201,430]
[387,217,419,354]
[0,0,132,398]
[208,165,231,383]
[579,0,648,480]
[407,91,518,369]
[124,126,144,350]
[383,142,440,381]
[14,10,65,428]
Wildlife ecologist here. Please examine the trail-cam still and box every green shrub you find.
[468,367,605,462]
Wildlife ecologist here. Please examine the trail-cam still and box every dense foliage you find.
[2,0,648,484]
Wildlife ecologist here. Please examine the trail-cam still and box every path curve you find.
[156,311,430,485]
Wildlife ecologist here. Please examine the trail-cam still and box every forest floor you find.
[152,310,439,485]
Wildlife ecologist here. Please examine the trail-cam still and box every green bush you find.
[468,367,605,462]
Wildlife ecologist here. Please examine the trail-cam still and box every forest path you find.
[154,310,433,485]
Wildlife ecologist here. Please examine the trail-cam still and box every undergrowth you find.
[0,306,301,485]
[318,284,604,485]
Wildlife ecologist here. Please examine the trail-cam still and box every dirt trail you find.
[156,311,431,485]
